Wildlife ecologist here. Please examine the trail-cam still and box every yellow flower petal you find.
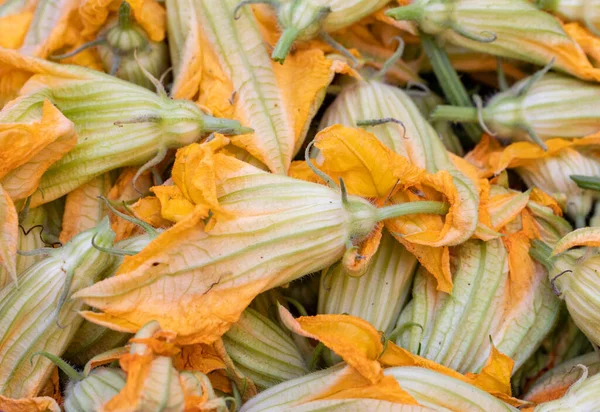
[107,167,154,241]
[59,173,112,244]
[464,345,514,399]
[304,367,419,406]
[0,395,60,412]
[0,11,33,49]
[131,196,173,230]
[0,99,77,201]
[278,307,383,384]
[190,0,344,173]
[0,183,17,288]
[552,227,600,256]
[152,185,197,223]
[79,0,166,42]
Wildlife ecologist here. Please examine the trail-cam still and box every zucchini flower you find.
[0,218,116,398]
[524,352,600,404]
[169,0,349,174]
[386,0,600,82]
[0,183,17,289]
[512,308,593,397]
[531,227,600,347]
[29,352,127,412]
[318,230,418,334]
[64,232,155,367]
[396,192,569,374]
[259,308,525,409]
[54,1,169,90]
[532,365,600,411]
[101,321,231,411]
[0,47,251,208]
[73,137,450,344]
[432,73,600,147]
[537,0,600,35]
[318,78,479,292]
[59,174,113,244]
[222,308,309,389]
[234,0,391,63]
[385,367,519,412]
[472,136,600,227]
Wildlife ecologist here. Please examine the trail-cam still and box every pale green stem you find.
[31,352,82,382]
[431,106,480,123]
[421,35,482,144]
[272,27,299,64]
[375,201,449,222]
[385,3,424,21]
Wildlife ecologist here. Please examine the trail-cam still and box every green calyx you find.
[31,352,83,382]
[272,27,300,63]
[385,3,424,22]
[535,0,559,12]
[571,175,600,192]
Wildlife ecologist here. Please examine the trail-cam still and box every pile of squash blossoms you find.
[3,0,600,410]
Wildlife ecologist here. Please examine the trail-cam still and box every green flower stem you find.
[272,27,299,64]
[385,3,424,21]
[571,175,600,192]
[529,239,554,270]
[430,105,480,123]
[202,115,254,135]
[421,35,482,144]
[31,352,82,382]
[375,201,449,222]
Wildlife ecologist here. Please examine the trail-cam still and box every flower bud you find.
[222,308,308,389]
[433,73,600,145]
[318,231,417,334]
[0,48,251,208]
[268,0,391,62]
[396,236,560,373]
[386,0,598,80]
[95,2,170,90]
[64,368,126,412]
[524,352,600,404]
[385,366,519,411]
[0,218,116,398]
[533,365,600,411]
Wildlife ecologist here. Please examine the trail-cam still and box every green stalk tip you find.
[31,352,82,382]
[385,4,424,22]
[421,35,482,144]
[272,27,299,64]
[118,1,132,29]
[202,115,253,135]
[570,175,600,192]
[430,105,480,123]
[375,201,449,222]
[529,239,554,270]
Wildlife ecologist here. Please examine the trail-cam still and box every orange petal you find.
[151,185,197,223]
[59,173,112,243]
[131,196,173,230]
[79,0,166,42]
[0,11,33,49]
[304,366,418,406]
[171,136,229,215]
[0,100,77,201]
[0,395,60,412]
[107,167,154,241]
[464,345,514,397]
[314,125,425,198]
[563,22,600,67]
[530,188,563,217]
[552,227,600,256]
[0,183,18,290]
[279,307,383,384]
